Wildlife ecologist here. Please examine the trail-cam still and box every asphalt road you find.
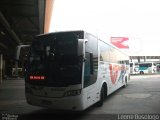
[0,75,160,120]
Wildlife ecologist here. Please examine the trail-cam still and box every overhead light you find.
[0,31,5,36]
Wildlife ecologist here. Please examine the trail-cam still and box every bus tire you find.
[140,71,144,74]
[96,84,107,107]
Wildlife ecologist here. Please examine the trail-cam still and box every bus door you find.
[82,34,98,106]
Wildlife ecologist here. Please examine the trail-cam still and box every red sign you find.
[110,37,129,49]
[29,76,45,80]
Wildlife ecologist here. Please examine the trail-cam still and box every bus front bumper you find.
[25,93,85,111]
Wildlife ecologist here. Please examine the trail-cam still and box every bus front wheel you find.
[96,84,107,107]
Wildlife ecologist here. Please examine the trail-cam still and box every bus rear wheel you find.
[140,71,144,74]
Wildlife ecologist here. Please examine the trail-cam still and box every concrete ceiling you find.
[0,0,46,56]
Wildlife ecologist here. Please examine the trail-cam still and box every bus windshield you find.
[27,33,82,86]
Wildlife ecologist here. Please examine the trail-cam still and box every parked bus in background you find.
[157,64,160,72]
[138,62,157,74]
[24,30,130,111]
[129,62,139,75]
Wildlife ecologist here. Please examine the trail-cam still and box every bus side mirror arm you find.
[16,45,30,61]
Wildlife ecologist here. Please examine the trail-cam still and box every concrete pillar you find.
[129,56,132,62]
[138,56,140,62]
[44,0,54,33]
[144,56,146,62]
[3,59,5,79]
[0,54,3,84]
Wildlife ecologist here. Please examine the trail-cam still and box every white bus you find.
[129,62,139,74]
[24,30,130,111]
[157,64,160,72]
[138,62,157,74]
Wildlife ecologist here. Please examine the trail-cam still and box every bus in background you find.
[129,62,139,74]
[138,62,157,74]
[157,64,160,72]
[24,30,130,111]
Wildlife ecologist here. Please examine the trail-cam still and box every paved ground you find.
[0,75,160,120]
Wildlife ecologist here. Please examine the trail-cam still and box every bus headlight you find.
[64,89,81,97]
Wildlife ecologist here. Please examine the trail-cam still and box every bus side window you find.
[84,52,91,82]
[84,52,93,75]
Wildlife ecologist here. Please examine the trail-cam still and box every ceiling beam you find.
[0,11,21,45]
[0,42,8,49]
[0,0,34,6]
